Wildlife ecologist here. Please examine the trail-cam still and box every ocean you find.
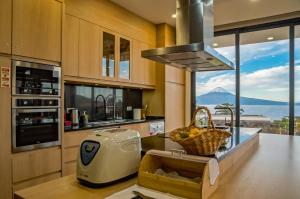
[203,105,300,121]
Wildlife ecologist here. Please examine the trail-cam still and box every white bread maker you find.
[77,128,141,186]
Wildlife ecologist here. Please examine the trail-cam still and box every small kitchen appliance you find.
[77,128,141,186]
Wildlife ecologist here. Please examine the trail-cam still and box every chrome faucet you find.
[215,106,234,128]
[95,94,106,120]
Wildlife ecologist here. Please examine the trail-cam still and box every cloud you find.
[240,40,289,65]
[197,64,300,102]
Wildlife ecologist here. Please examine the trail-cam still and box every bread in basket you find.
[169,106,232,156]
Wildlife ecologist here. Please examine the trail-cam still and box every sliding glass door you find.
[239,27,290,134]
[295,25,300,135]
[195,34,236,126]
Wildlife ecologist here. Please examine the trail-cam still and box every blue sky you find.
[196,38,300,102]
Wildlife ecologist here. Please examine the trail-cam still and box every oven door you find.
[12,108,61,152]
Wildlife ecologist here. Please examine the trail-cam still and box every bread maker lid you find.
[94,128,140,143]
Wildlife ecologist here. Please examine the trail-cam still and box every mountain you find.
[197,87,289,105]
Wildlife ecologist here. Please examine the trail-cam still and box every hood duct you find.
[141,0,235,72]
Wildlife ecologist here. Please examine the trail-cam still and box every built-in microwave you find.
[12,60,61,96]
[12,97,61,152]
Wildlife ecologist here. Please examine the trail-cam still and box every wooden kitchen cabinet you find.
[0,56,12,199]
[64,14,79,77]
[78,20,101,79]
[0,0,12,54]
[12,0,62,62]
[62,129,91,176]
[118,36,131,81]
[132,40,145,84]
[142,43,156,86]
[12,147,61,183]
[132,40,156,87]
[102,31,116,79]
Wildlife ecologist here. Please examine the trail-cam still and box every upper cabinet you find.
[132,40,156,86]
[119,37,131,80]
[78,20,100,79]
[62,18,155,88]
[102,32,116,79]
[64,14,79,77]
[12,0,62,62]
[0,0,12,54]
[142,43,156,86]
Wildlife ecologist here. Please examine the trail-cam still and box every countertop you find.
[141,127,261,161]
[16,132,300,199]
[65,116,164,132]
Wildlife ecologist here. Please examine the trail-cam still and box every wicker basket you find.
[169,106,232,156]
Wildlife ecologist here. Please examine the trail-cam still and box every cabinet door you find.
[142,43,156,86]
[64,15,79,77]
[0,0,12,54]
[12,0,62,62]
[119,37,131,80]
[132,40,145,84]
[78,20,100,79]
[0,56,12,199]
[102,31,116,79]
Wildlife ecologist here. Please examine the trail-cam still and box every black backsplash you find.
[64,84,142,121]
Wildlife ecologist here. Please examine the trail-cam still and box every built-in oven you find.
[11,59,62,152]
[12,97,61,152]
[12,60,61,96]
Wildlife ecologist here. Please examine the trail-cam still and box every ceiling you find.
[111,0,300,27]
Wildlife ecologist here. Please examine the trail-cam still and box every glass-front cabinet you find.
[102,32,115,78]
[119,37,131,80]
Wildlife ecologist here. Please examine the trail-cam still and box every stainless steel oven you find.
[12,97,61,152]
[11,59,62,152]
[12,60,61,96]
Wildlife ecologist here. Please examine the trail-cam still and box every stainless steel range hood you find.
[141,0,235,72]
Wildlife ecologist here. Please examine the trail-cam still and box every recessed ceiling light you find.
[172,14,176,18]
[267,36,274,41]
[250,0,260,2]
[213,43,218,47]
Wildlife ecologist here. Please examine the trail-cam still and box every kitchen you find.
[0,0,300,199]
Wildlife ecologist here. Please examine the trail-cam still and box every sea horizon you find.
[200,104,300,121]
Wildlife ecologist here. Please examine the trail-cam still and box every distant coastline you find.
[197,87,300,106]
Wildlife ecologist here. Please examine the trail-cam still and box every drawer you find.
[63,130,91,148]
[62,161,77,177]
[63,146,79,163]
[13,172,61,191]
[12,147,61,183]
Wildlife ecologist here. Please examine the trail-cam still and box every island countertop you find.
[15,133,300,199]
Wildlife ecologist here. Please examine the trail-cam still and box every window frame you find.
[191,17,300,135]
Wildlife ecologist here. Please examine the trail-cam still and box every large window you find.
[295,25,300,135]
[240,27,290,134]
[194,19,300,135]
[196,34,236,127]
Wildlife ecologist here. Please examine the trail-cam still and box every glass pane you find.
[295,25,300,135]
[119,38,130,79]
[94,87,114,121]
[196,34,236,127]
[102,32,115,78]
[240,27,289,134]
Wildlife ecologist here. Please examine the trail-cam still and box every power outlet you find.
[126,106,133,111]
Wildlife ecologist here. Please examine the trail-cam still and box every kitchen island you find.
[15,130,300,199]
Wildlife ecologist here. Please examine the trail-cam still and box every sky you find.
[196,38,300,102]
